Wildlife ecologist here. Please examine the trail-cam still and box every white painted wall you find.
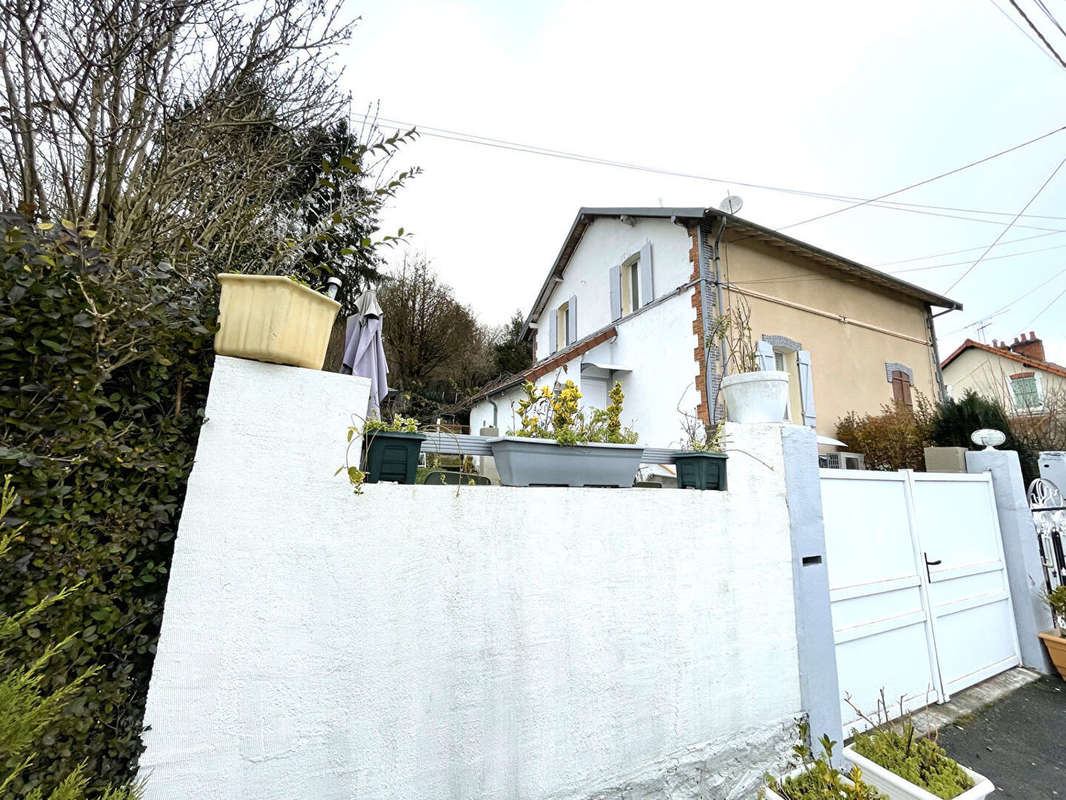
[533,217,691,358]
[140,357,804,800]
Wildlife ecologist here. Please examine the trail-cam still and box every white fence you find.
[820,469,1021,731]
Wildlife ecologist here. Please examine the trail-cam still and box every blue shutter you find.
[638,242,653,306]
[756,339,776,372]
[797,349,816,427]
[566,295,577,345]
[549,309,558,355]
[609,265,622,320]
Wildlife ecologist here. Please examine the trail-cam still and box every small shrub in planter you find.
[763,725,884,800]
[842,693,993,799]
[493,378,642,487]
[710,297,789,424]
[675,413,728,490]
[1038,585,1066,680]
[340,414,425,490]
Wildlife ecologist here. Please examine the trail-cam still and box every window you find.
[775,350,803,424]
[890,370,913,410]
[556,301,569,351]
[620,257,640,315]
[1010,372,1042,411]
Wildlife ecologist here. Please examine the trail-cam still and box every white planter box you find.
[720,370,789,423]
[843,745,994,800]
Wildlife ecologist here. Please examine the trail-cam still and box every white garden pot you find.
[720,370,789,423]
[843,745,994,800]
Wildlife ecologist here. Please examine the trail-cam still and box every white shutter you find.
[755,339,776,372]
[638,242,653,306]
[797,349,816,427]
[549,309,558,355]
[566,295,577,345]
[609,265,622,320]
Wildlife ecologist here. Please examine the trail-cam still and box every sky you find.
[341,0,1066,363]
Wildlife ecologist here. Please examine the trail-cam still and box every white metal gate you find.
[820,469,1021,731]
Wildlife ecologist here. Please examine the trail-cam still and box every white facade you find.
[471,217,701,449]
[140,357,805,800]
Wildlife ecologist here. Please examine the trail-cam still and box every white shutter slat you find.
[566,295,577,345]
[638,242,653,306]
[609,264,622,320]
[755,339,776,372]
[549,309,558,355]
[797,349,816,427]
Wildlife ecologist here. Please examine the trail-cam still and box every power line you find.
[1035,0,1066,39]
[1026,284,1066,325]
[773,124,1066,232]
[355,113,1066,234]
[945,265,1066,332]
[1007,0,1066,68]
[892,240,1066,273]
[945,155,1066,292]
[988,0,1064,66]
[874,228,1066,266]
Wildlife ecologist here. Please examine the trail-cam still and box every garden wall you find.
[139,356,807,800]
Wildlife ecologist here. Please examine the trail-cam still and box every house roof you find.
[940,338,1066,380]
[463,325,619,407]
[519,207,962,342]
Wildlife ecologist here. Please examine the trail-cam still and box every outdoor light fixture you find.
[970,428,1006,450]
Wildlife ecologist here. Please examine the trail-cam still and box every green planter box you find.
[674,452,728,490]
[364,431,426,484]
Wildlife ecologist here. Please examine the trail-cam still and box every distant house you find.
[468,207,961,452]
[941,333,1066,415]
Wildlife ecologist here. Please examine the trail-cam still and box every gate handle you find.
[924,553,942,582]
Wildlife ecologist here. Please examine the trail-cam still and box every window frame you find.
[620,255,640,316]
[556,301,569,350]
[1009,371,1043,412]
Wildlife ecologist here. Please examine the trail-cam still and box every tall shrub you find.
[930,391,1037,483]
[835,398,934,471]
[0,216,213,796]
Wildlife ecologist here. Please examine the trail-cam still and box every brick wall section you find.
[689,226,711,425]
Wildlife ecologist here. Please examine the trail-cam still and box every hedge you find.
[0,215,214,797]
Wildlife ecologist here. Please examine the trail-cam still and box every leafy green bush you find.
[763,725,884,800]
[1045,585,1066,629]
[851,723,972,799]
[0,216,213,797]
[930,390,1037,483]
[1,476,140,800]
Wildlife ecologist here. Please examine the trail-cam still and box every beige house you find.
[469,207,961,449]
[941,333,1066,414]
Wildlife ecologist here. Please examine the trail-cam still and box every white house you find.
[468,206,959,458]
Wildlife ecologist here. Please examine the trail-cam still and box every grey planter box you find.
[488,436,643,487]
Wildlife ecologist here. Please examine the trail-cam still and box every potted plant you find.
[674,409,728,490]
[341,414,426,489]
[1038,585,1066,680]
[214,273,340,369]
[712,298,789,423]
[841,694,994,800]
[489,379,643,487]
[763,724,883,800]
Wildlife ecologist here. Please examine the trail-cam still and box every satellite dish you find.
[971,428,1006,450]
[719,194,744,214]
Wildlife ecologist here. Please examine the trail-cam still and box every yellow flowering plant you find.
[510,378,638,446]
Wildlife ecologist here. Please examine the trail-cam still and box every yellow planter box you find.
[214,274,340,369]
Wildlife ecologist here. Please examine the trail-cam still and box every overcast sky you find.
[342,0,1066,363]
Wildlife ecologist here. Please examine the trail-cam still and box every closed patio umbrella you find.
[341,289,388,419]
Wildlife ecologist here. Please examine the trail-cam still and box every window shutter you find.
[891,370,912,409]
[566,295,577,345]
[549,309,558,355]
[638,242,654,307]
[609,264,622,320]
[797,349,816,427]
[756,339,776,372]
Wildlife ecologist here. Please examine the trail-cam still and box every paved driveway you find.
[935,674,1065,799]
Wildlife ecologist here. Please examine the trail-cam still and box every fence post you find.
[966,448,1055,674]
[781,426,843,759]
